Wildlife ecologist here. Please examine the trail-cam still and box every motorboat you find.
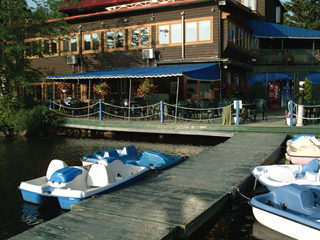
[82,145,184,170]
[286,134,320,146]
[252,158,320,191]
[18,159,149,210]
[286,138,320,164]
[249,184,320,240]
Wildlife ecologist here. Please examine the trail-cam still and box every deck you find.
[12,132,287,239]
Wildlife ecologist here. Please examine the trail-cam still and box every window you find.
[128,26,151,48]
[105,29,125,50]
[228,22,235,43]
[25,39,41,58]
[110,79,118,94]
[60,35,78,54]
[237,28,243,47]
[242,0,256,11]
[276,6,281,23]
[43,38,59,56]
[186,79,214,100]
[157,17,213,47]
[83,32,101,52]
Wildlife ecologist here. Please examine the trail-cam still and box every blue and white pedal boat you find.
[250,184,320,240]
[18,159,149,210]
[252,158,320,191]
[82,145,184,170]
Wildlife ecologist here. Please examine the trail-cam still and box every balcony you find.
[253,49,320,65]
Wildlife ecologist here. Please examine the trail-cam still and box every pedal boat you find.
[252,158,320,191]
[286,139,320,164]
[250,184,320,240]
[82,145,184,170]
[18,159,149,210]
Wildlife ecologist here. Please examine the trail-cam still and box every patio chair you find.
[198,99,212,123]
[177,100,190,120]
[253,98,267,120]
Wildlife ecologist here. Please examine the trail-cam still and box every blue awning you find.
[300,73,320,84]
[248,73,294,86]
[246,20,320,39]
[46,63,221,81]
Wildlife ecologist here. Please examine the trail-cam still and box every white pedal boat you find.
[252,158,320,191]
[286,138,320,164]
[250,184,320,240]
[286,134,320,146]
[19,159,149,210]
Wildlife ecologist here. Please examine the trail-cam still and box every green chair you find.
[253,98,267,120]
[198,99,212,123]
[177,100,190,120]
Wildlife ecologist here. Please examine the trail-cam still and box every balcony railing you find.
[253,49,320,65]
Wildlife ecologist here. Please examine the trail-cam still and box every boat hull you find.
[285,153,318,165]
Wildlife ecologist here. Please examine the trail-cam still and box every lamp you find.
[151,13,155,20]
[181,11,185,16]
[223,64,228,69]
[211,7,215,12]
[124,18,128,22]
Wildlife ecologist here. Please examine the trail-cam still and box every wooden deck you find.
[12,133,287,239]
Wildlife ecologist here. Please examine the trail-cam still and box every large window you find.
[129,26,151,48]
[105,29,125,51]
[25,39,41,57]
[83,32,101,53]
[157,17,213,46]
[186,79,214,100]
[242,0,256,11]
[228,21,250,50]
[43,38,58,56]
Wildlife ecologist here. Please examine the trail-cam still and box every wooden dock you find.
[12,133,287,239]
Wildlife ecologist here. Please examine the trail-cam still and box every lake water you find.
[0,132,227,239]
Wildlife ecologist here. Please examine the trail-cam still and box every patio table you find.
[241,103,257,122]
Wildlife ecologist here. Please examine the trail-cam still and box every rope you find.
[232,187,251,200]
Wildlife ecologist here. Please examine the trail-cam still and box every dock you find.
[13,132,287,239]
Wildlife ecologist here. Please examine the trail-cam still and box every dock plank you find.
[13,133,287,239]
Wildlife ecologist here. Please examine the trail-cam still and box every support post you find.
[289,100,293,127]
[160,101,164,123]
[99,100,102,121]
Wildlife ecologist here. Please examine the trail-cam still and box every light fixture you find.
[77,25,82,29]
[151,13,155,20]
[211,7,215,12]
[181,11,185,16]
[101,22,105,25]
[223,64,228,69]
[124,18,128,22]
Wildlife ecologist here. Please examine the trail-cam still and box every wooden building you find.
[27,0,288,104]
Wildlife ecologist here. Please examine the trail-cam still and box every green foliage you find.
[283,0,320,30]
[0,95,61,135]
[251,81,266,101]
[0,0,80,96]
[303,77,313,101]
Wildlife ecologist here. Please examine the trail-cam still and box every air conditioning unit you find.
[142,49,155,59]
[67,55,78,65]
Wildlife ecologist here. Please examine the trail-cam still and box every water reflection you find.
[0,133,224,239]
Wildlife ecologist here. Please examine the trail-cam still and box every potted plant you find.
[210,81,222,91]
[282,53,296,65]
[285,113,296,126]
[249,53,261,63]
[137,80,158,97]
[93,82,110,95]
[56,82,72,94]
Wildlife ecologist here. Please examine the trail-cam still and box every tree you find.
[283,0,320,30]
[0,0,80,97]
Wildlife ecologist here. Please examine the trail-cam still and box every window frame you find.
[156,17,213,47]
[42,38,59,57]
[82,31,102,53]
[59,34,79,55]
[104,28,126,51]
[128,25,152,49]
[25,38,42,58]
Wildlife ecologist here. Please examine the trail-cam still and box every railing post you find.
[289,100,293,127]
[99,100,102,121]
[235,100,239,125]
[49,98,53,110]
[160,101,164,123]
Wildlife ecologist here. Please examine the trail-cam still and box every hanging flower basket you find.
[249,53,261,64]
[93,82,110,95]
[56,82,72,94]
[316,55,320,61]
[137,80,158,97]
[282,53,296,65]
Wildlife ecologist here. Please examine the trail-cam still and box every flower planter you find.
[252,59,256,62]
[286,117,296,126]
[62,89,67,93]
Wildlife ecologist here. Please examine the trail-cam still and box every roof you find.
[246,20,320,39]
[46,63,221,81]
[60,0,142,12]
